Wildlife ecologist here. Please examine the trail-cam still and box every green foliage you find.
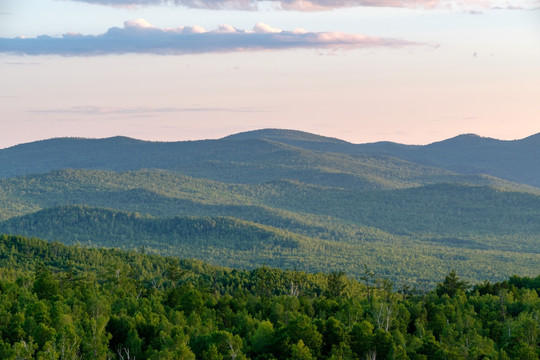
[1,130,540,289]
[290,340,314,360]
[435,269,470,297]
[1,169,540,286]
[0,133,501,191]
[0,235,539,360]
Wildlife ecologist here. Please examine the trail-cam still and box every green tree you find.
[33,264,59,300]
[372,329,394,360]
[251,320,275,355]
[284,315,323,359]
[350,320,373,359]
[436,270,469,297]
[290,340,313,360]
[321,317,346,356]
[327,271,347,298]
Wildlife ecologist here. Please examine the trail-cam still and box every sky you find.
[1,0,539,148]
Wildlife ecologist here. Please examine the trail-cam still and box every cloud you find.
[0,20,423,56]
[72,0,257,10]
[28,106,271,115]
[60,0,540,11]
[3,62,41,65]
[253,23,282,33]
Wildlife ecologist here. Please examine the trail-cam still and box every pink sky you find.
[1,0,539,147]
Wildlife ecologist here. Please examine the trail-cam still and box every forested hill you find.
[0,135,454,190]
[228,129,540,188]
[0,205,304,254]
[1,130,540,359]
[0,130,539,286]
[359,133,540,188]
[0,234,539,360]
[1,171,540,285]
[1,129,540,189]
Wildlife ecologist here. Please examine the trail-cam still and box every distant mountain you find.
[223,128,356,152]
[1,129,539,190]
[227,129,540,188]
[2,169,539,239]
[1,129,540,284]
[359,133,540,188]
[0,134,463,191]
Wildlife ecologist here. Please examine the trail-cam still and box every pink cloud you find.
[61,0,540,11]
[0,20,425,56]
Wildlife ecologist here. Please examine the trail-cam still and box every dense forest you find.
[0,235,539,360]
[2,129,540,188]
[0,169,539,285]
[1,130,539,360]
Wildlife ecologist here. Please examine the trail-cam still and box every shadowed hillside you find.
[1,170,540,284]
[1,130,539,285]
[2,129,540,189]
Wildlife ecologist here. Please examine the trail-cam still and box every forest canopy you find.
[0,235,538,360]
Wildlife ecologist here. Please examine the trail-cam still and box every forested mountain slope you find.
[358,133,540,188]
[0,136,453,190]
[0,130,539,286]
[1,169,539,240]
[0,135,433,189]
[2,130,540,190]
[0,235,538,360]
[0,205,305,252]
[230,129,540,188]
[1,171,540,285]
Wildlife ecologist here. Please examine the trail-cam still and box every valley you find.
[0,129,539,286]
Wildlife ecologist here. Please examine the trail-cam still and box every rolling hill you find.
[1,169,539,285]
[231,129,540,188]
[0,129,539,285]
[1,129,540,190]
[1,204,539,286]
[2,169,540,240]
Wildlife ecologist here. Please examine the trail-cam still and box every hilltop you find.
[0,129,539,285]
[2,129,540,188]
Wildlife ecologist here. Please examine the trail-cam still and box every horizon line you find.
[2,128,539,150]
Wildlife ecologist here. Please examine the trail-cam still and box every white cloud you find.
[124,18,154,28]
[0,20,424,56]
[182,25,207,34]
[216,24,238,33]
[253,23,282,34]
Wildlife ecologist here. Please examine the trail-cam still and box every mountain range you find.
[0,129,539,286]
[2,129,539,188]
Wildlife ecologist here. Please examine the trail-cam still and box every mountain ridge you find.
[1,129,540,189]
[1,129,539,284]
[4,129,537,151]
